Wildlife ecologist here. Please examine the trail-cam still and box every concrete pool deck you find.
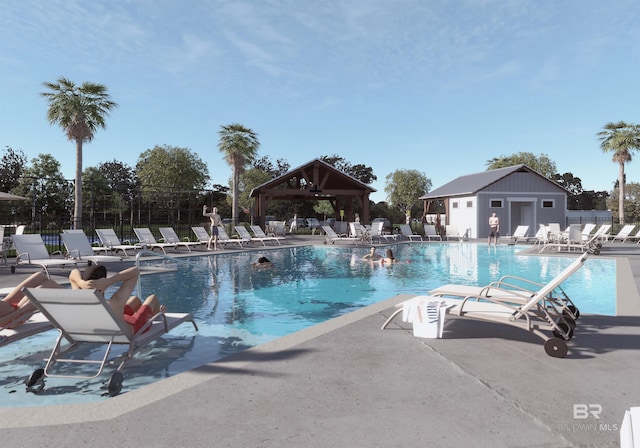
[0,236,638,447]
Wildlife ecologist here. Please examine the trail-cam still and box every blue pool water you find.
[0,243,616,408]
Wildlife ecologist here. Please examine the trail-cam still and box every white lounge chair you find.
[547,223,565,243]
[349,222,372,244]
[217,226,247,248]
[159,227,203,252]
[370,221,397,243]
[540,226,601,254]
[250,225,286,245]
[96,229,142,256]
[21,287,198,396]
[11,234,79,276]
[399,224,422,242]
[620,407,640,448]
[61,230,124,265]
[445,225,463,241]
[428,252,587,322]
[423,224,442,241]
[322,225,360,244]
[267,221,287,236]
[592,224,611,243]
[234,225,267,246]
[581,223,597,241]
[611,224,636,243]
[191,226,211,244]
[133,228,178,254]
[382,253,588,358]
[504,225,529,244]
[528,224,549,245]
[628,228,640,245]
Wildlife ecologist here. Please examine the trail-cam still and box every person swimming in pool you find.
[381,249,409,265]
[361,247,382,261]
[252,256,274,268]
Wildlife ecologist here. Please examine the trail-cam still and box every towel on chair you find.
[402,297,448,339]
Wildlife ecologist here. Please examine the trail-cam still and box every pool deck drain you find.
[0,236,638,447]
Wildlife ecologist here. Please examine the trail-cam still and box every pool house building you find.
[420,164,568,239]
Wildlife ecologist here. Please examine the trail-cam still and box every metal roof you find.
[419,164,566,200]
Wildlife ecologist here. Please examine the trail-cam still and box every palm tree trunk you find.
[618,162,626,225]
[232,164,239,225]
[74,139,83,229]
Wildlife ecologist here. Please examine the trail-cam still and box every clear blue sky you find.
[2,0,640,203]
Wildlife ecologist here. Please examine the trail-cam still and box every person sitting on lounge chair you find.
[69,265,165,334]
[0,271,62,328]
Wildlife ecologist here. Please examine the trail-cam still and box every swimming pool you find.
[0,243,616,408]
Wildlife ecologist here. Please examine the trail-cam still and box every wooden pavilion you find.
[249,158,376,227]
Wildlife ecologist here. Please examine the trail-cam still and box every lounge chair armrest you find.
[16,251,31,263]
[66,249,81,259]
[135,312,169,335]
[49,250,65,258]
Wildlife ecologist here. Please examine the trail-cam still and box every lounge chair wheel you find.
[544,338,568,358]
[25,368,45,393]
[553,322,574,341]
[567,305,580,320]
[562,313,577,330]
[107,372,123,397]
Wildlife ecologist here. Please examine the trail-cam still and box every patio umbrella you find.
[0,192,27,201]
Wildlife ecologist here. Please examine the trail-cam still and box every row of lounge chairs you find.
[9,225,292,276]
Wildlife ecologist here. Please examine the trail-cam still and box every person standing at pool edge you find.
[203,205,222,250]
[488,212,499,245]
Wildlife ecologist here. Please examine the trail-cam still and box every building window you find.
[542,200,554,208]
[452,201,459,209]
[466,201,473,208]
[490,199,503,208]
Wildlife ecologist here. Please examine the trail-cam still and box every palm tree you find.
[218,124,260,225]
[41,77,118,229]
[597,121,640,225]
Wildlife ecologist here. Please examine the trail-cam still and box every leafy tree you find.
[97,160,137,197]
[252,156,290,178]
[597,121,640,225]
[135,145,209,223]
[553,172,582,196]
[41,77,118,228]
[91,160,138,226]
[313,201,335,220]
[486,152,557,179]
[237,167,272,219]
[572,190,609,210]
[136,145,209,193]
[608,182,640,223]
[13,154,71,227]
[82,167,113,211]
[384,169,431,222]
[0,146,27,192]
[320,155,377,184]
[218,124,260,225]
[553,172,609,210]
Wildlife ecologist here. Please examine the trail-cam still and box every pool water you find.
[0,243,616,408]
